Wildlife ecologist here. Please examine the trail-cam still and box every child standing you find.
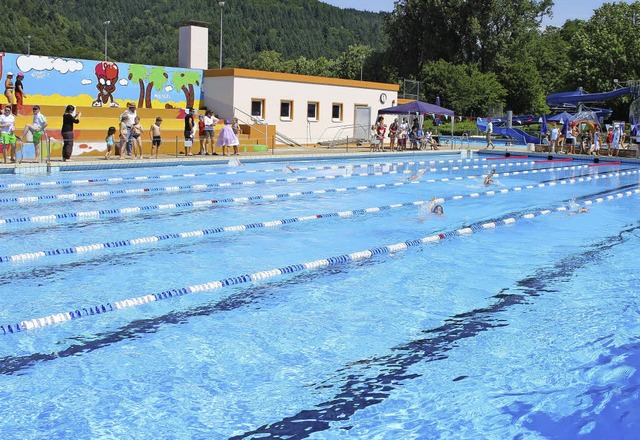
[105,126,116,160]
[198,114,206,155]
[149,117,162,159]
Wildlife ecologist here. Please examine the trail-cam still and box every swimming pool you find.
[1,153,639,438]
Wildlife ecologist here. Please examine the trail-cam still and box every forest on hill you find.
[2,0,640,120]
[0,0,386,68]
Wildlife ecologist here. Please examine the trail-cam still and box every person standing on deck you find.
[486,118,494,149]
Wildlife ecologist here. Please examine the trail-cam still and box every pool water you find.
[1,153,639,439]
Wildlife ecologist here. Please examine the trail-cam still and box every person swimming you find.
[408,168,427,181]
[569,207,589,215]
[484,169,496,185]
[428,196,444,215]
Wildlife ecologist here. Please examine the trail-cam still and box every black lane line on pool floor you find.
[0,265,352,375]
[0,226,637,437]
[230,222,640,440]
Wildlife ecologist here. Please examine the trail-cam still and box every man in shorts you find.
[0,106,17,163]
[20,104,48,161]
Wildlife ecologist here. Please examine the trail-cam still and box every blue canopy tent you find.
[378,100,455,138]
[378,100,454,116]
[547,111,573,123]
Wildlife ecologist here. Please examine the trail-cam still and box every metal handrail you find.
[317,123,371,148]
[459,133,470,150]
[233,107,268,147]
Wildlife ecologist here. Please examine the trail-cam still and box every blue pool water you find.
[1,153,639,439]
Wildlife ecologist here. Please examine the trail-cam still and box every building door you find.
[354,106,371,140]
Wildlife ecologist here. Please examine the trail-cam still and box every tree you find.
[384,0,552,77]
[420,60,506,116]
[566,2,640,93]
[335,45,373,80]
[172,71,201,108]
[559,2,640,118]
[145,67,168,109]
[128,64,148,109]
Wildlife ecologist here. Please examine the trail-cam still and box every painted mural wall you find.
[0,52,202,109]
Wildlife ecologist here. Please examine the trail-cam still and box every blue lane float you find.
[4,185,640,335]
[1,167,637,264]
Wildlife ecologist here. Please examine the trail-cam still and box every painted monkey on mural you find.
[92,61,119,107]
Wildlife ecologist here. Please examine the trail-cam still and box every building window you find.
[251,99,265,119]
[307,101,319,120]
[332,103,343,122]
[280,100,293,120]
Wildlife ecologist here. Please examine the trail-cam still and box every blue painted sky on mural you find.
[1,52,201,108]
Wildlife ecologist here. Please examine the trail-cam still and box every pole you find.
[103,21,110,61]
[219,2,225,69]
[27,35,31,55]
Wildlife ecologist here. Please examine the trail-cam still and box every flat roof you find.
[204,68,400,92]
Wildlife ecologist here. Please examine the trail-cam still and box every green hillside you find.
[0,0,387,68]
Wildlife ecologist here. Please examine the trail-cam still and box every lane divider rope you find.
[0,157,502,191]
[1,160,565,225]
[5,184,639,335]
[0,159,540,205]
[1,168,637,264]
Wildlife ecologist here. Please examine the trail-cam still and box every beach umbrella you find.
[631,115,638,137]
[540,114,548,135]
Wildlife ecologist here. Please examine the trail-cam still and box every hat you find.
[225,119,230,124]
[17,72,24,77]
[6,72,13,76]
[128,102,136,108]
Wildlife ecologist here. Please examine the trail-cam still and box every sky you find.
[322,0,635,27]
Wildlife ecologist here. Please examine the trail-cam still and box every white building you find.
[202,68,399,146]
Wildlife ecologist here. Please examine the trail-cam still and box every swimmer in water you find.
[569,207,589,215]
[428,196,444,215]
[286,165,298,173]
[408,168,427,181]
[484,169,496,185]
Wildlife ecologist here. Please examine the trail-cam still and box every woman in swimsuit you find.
[4,72,14,111]
[131,116,144,159]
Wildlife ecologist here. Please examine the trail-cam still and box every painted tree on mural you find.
[145,66,168,108]
[127,65,169,108]
[128,64,148,108]
[172,71,201,109]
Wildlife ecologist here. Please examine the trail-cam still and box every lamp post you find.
[103,20,111,61]
[219,2,225,69]
[27,35,31,55]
